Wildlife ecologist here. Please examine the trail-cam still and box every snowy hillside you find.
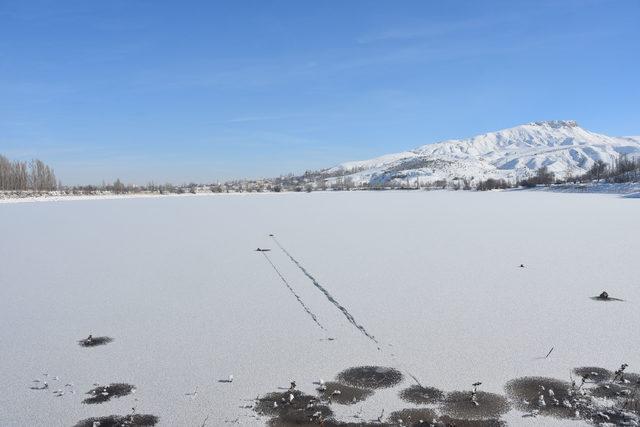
[326,120,640,186]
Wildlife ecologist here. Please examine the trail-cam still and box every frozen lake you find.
[1,191,639,426]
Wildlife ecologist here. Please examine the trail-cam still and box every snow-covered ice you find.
[1,191,639,425]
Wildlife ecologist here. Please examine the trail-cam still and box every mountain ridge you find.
[325,120,640,185]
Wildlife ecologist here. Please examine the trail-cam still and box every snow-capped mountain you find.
[325,120,640,185]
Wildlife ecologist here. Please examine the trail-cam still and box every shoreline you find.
[1,182,639,204]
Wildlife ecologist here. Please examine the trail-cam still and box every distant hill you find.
[322,120,640,186]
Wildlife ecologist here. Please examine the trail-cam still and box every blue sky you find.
[1,0,639,184]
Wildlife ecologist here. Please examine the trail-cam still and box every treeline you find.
[573,156,640,184]
[518,166,556,188]
[67,180,204,195]
[476,178,511,191]
[0,155,58,191]
[474,155,640,191]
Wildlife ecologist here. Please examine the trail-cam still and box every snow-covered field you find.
[1,191,639,426]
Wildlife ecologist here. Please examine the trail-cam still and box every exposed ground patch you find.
[319,381,373,405]
[73,414,158,427]
[83,383,135,404]
[336,366,403,389]
[399,384,445,405]
[440,391,510,420]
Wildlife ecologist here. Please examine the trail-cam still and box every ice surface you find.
[1,191,639,425]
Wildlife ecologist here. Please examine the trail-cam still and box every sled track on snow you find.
[260,251,326,331]
[271,236,379,345]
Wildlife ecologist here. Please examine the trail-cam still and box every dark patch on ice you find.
[440,391,510,420]
[504,377,575,419]
[573,366,613,383]
[78,336,113,347]
[255,389,332,425]
[591,409,640,425]
[505,374,640,422]
[616,372,640,385]
[328,423,383,427]
[270,420,382,427]
[399,384,445,405]
[590,295,624,302]
[436,417,506,427]
[83,383,135,404]
[318,381,373,405]
[336,366,403,389]
[591,382,633,399]
[73,414,158,427]
[30,382,49,390]
[387,408,437,425]
[622,398,640,417]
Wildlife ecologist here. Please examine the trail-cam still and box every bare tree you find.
[0,155,57,191]
[112,178,126,194]
[535,166,555,185]
[587,160,607,182]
